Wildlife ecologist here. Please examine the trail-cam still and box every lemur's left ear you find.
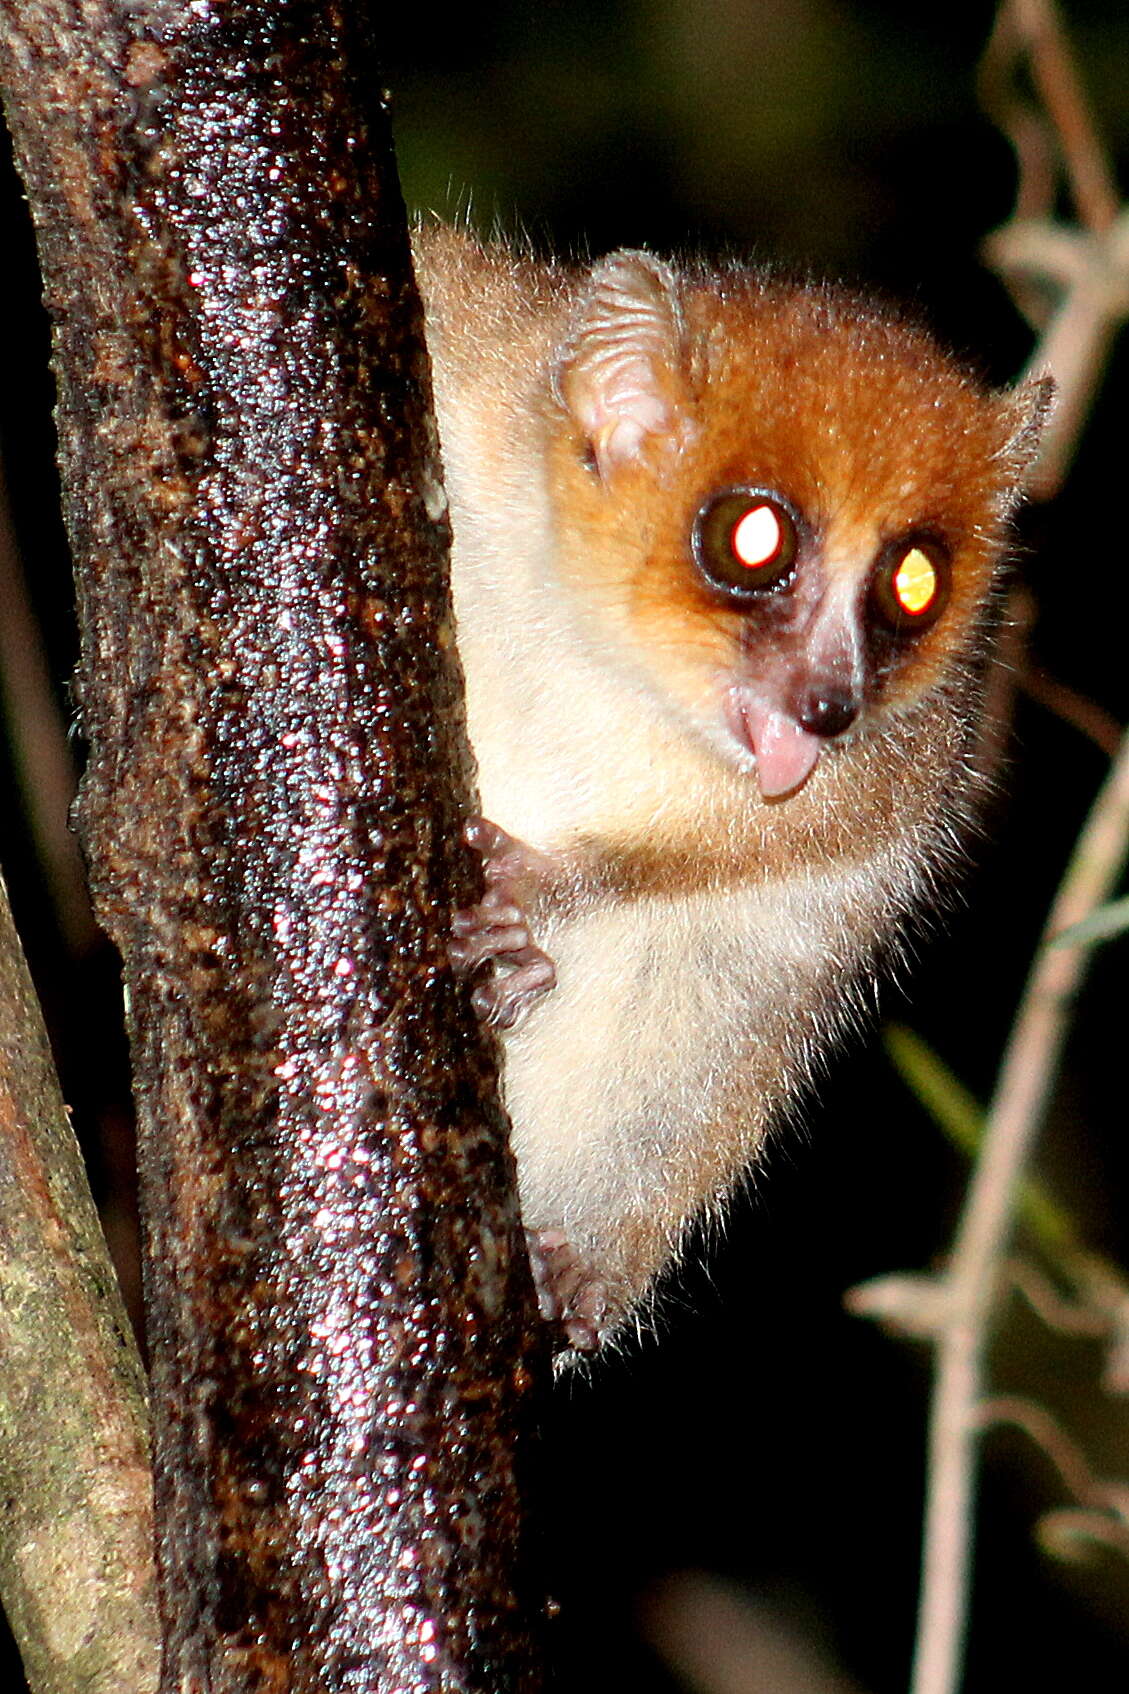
[1002,371,1056,491]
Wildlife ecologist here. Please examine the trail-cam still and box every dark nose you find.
[795,688,859,739]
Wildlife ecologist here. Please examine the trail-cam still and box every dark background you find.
[1,2,1128,1690]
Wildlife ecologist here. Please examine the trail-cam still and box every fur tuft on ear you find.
[554,251,688,480]
[1002,371,1056,488]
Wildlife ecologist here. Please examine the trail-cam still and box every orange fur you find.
[414,222,1050,1346]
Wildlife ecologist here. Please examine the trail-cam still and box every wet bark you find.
[0,2,549,1690]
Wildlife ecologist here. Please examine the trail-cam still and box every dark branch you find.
[0,2,549,1690]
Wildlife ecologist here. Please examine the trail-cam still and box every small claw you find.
[471,952,557,1029]
[451,898,523,937]
[465,817,526,880]
[526,1228,609,1353]
[449,920,534,974]
[464,816,506,853]
[562,1311,603,1353]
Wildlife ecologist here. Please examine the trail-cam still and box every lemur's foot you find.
[450,817,557,1029]
[527,1228,610,1353]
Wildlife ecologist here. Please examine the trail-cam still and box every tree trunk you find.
[0,871,158,1694]
[0,3,549,1690]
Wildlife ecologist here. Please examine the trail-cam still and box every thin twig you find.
[910,726,1129,1694]
[1006,1258,1109,1340]
[979,6,1058,231]
[981,0,1127,499]
[1037,1506,1129,1561]
[1020,665,1125,759]
[978,1395,1126,1521]
[1007,0,1120,235]
[979,1396,1129,1561]
[1013,211,1129,499]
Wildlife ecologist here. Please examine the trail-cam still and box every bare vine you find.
[853,8,1129,1693]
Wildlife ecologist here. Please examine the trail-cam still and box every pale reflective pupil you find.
[731,505,782,569]
[893,548,937,615]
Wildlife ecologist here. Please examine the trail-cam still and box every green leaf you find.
[883,1024,1079,1257]
[1049,895,1129,950]
[883,1023,983,1159]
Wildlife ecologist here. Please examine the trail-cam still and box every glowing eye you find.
[892,548,939,615]
[732,504,784,568]
[693,489,800,598]
[872,537,950,633]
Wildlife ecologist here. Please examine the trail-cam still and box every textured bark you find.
[0,872,158,1694]
[0,3,548,1691]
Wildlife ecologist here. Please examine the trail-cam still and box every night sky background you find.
[1,3,1128,1690]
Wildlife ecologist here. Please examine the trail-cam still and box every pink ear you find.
[555,251,686,480]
